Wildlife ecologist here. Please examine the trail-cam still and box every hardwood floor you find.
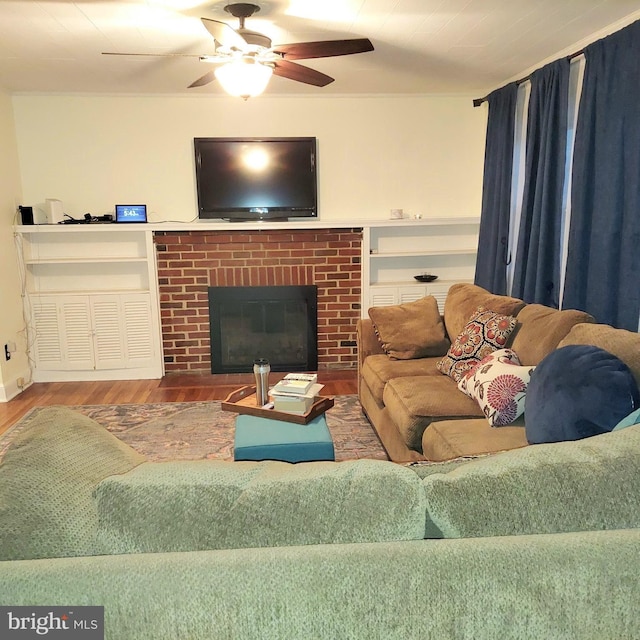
[0,369,358,436]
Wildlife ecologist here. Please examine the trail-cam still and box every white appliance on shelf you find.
[45,199,64,224]
[33,198,65,224]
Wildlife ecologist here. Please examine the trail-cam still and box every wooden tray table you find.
[221,385,334,425]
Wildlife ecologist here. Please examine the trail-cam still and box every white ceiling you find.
[1,0,639,98]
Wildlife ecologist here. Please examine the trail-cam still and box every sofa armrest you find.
[356,318,384,368]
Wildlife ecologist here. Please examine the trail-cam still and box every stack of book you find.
[270,373,324,414]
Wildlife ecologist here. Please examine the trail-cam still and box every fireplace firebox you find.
[208,285,318,374]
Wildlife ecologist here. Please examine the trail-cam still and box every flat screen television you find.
[194,137,317,221]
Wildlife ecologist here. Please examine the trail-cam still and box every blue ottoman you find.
[234,413,335,463]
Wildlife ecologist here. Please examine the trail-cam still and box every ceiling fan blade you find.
[102,52,203,58]
[272,59,334,87]
[272,38,374,61]
[188,70,216,88]
[201,17,247,49]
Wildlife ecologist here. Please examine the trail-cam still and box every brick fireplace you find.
[154,228,362,373]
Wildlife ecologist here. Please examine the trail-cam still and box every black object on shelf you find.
[414,274,438,282]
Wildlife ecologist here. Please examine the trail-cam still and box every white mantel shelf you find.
[16,216,479,234]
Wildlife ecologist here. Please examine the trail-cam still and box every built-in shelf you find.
[26,288,151,296]
[373,278,462,287]
[17,225,163,382]
[369,248,477,258]
[24,257,149,265]
[361,217,480,315]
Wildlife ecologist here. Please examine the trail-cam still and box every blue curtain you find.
[562,20,640,329]
[511,59,569,307]
[474,83,518,294]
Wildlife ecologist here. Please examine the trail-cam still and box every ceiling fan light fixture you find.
[214,58,273,99]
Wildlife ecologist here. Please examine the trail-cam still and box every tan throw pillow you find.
[368,296,450,360]
[443,283,525,342]
[437,307,518,382]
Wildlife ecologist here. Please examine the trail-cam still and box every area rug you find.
[2,395,389,463]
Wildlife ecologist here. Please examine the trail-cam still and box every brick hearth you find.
[154,229,362,373]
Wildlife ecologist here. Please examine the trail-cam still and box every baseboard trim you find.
[32,366,163,383]
[0,371,32,403]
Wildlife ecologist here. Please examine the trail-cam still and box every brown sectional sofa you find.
[356,282,639,462]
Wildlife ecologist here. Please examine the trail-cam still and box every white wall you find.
[0,90,30,400]
[12,94,486,222]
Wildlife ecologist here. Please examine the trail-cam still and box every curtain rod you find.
[472,47,586,107]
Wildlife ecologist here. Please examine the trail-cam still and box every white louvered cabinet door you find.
[31,296,94,370]
[122,293,154,367]
[59,297,95,370]
[32,297,65,370]
[90,295,127,370]
[86,293,154,370]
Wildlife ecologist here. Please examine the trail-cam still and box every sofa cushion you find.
[437,308,518,382]
[525,345,640,444]
[383,376,482,451]
[422,424,640,538]
[361,354,442,402]
[368,296,450,360]
[458,349,534,426]
[94,459,426,554]
[0,407,145,561]
[510,304,594,365]
[443,283,525,342]
[558,322,640,389]
[422,418,528,462]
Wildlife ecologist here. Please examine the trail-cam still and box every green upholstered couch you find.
[2,407,640,639]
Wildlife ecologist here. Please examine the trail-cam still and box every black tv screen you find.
[194,137,317,221]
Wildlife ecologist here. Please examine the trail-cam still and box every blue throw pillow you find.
[525,345,640,444]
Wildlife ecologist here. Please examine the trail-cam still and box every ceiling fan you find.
[103,3,374,98]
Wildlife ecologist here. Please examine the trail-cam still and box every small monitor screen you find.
[115,204,147,223]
